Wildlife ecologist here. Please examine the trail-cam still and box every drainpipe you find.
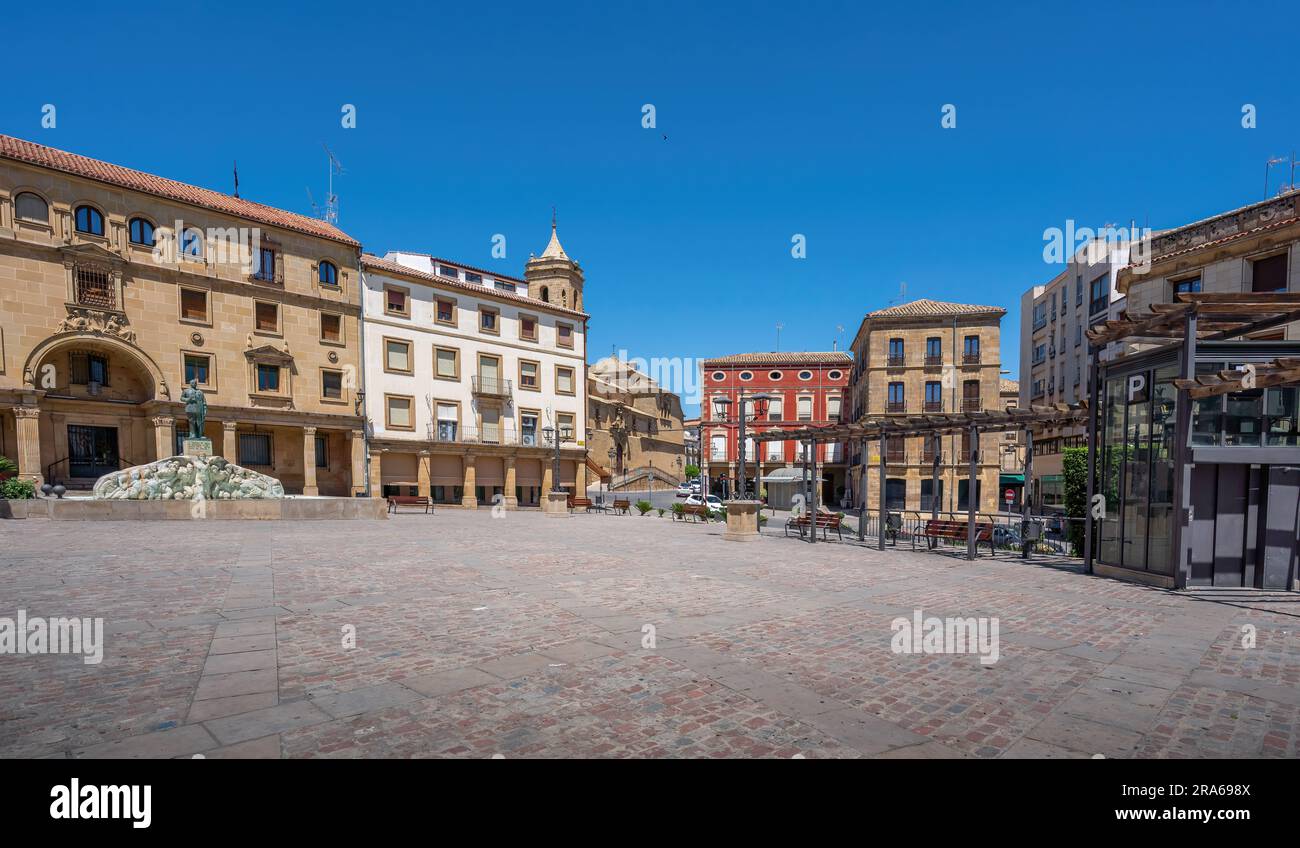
[357,254,371,497]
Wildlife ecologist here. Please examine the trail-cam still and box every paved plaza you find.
[2,509,1298,759]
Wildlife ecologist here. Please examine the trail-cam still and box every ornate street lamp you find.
[543,423,572,494]
[713,392,771,499]
[607,447,616,498]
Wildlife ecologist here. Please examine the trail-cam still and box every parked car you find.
[991,526,1022,548]
[675,483,693,498]
[684,494,724,516]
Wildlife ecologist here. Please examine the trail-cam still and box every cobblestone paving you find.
[1,510,1296,758]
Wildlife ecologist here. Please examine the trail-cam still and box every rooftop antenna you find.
[322,144,344,224]
[1265,155,1288,198]
[305,187,322,219]
[775,322,784,352]
[888,281,908,306]
[232,161,240,199]
[834,324,844,352]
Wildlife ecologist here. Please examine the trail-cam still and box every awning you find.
[761,467,811,483]
[999,473,1025,485]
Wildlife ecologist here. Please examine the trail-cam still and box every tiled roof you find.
[361,254,588,318]
[385,250,528,284]
[702,351,852,366]
[1000,378,1020,394]
[866,298,1005,319]
[0,134,359,246]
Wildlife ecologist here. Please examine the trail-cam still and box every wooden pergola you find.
[753,403,1090,557]
[1087,292,1300,346]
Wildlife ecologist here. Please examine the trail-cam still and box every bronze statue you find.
[180,379,207,439]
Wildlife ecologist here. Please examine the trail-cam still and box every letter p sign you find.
[1126,373,1148,404]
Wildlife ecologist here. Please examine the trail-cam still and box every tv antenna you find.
[775,322,784,352]
[888,281,908,306]
[1265,155,1289,198]
[322,144,344,224]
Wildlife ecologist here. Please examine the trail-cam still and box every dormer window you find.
[465,272,482,284]
[75,205,104,236]
[438,265,459,279]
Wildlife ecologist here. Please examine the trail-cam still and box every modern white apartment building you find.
[359,224,589,507]
[1018,238,1127,510]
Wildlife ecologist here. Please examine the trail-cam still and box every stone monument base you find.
[723,500,762,542]
[543,490,570,516]
[93,455,285,500]
[182,437,213,458]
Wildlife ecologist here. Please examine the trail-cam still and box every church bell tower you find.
[525,213,584,311]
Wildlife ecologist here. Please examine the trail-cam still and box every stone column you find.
[541,459,554,495]
[152,415,175,461]
[347,428,365,496]
[14,406,43,487]
[302,426,318,496]
[417,450,431,499]
[370,449,384,498]
[222,421,238,460]
[461,454,478,507]
[503,455,518,509]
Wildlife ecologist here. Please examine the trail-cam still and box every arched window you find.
[318,260,338,286]
[75,205,104,236]
[179,227,203,259]
[540,286,549,303]
[128,217,155,246]
[15,192,48,223]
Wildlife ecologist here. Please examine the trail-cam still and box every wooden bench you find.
[612,498,630,515]
[387,495,432,514]
[785,512,844,541]
[567,496,594,513]
[677,504,712,523]
[920,519,994,555]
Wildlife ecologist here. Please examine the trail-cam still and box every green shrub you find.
[635,499,652,515]
[1062,446,1087,553]
[656,508,665,518]
[0,456,16,475]
[671,502,685,518]
[1,477,36,500]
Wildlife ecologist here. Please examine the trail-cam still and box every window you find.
[318,261,339,286]
[320,313,342,343]
[712,371,725,381]
[253,246,277,282]
[385,395,414,430]
[315,435,328,468]
[179,288,208,322]
[256,363,281,392]
[179,227,202,259]
[888,338,905,365]
[925,381,942,409]
[768,370,783,380]
[74,205,104,236]
[924,337,942,364]
[828,370,842,380]
[1076,278,1083,305]
[70,352,110,386]
[129,217,155,246]
[1075,323,1082,347]
[766,436,783,460]
[557,323,574,349]
[184,354,210,386]
[767,397,783,421]
[74,266,114,309]
[384,338,412,374]
[798,370,812,381]
[519,359,539,390]
[827,395,841,421]
[434,347,459,380]
[238,433,272,466]
[1172,276,1201,296]
[1251,253,1288,293]
[520,315,537,341]
[436,403,459,441]
[1089,274,1109,315]
[887,382,905,410]
[255,301,279,333]
[739,370,753,381]
[556,366,575,395]
[14,192,48,223]
[385,287,409,317]
[480,307,499,334]
[797,396,813,420]
[962,379,980,411]
[465,272,482,284]
[1033,302,1047,329]
[424,297,451,327]
[321,369,343,400]
[963,335,980,363]
[438,265,459,279]
[557,412,576,440]
[885,479,907,510]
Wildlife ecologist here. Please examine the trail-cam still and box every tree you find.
[1062,446,1088,554]
[684,463,699,479]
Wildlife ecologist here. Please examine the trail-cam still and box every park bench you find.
[677,504,712,523]
[785,512,844,541]
[919,519,995,556]
[387,495,432,514]
[567,496,594,513]
[612,498,630,515]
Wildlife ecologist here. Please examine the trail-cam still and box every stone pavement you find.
[1,509,1296,758]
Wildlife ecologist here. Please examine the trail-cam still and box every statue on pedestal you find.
[180,379,207,439]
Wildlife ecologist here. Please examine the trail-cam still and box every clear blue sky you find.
[5,1,1298,414]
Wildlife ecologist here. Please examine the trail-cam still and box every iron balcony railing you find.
[924,400,943,413]
[923,354,943,367]
[428,424,527,445]
[961,398,981,412]
[887,355,906,367]
[886,401,906,413]
[471,376,513,397]
[962,353,981,365]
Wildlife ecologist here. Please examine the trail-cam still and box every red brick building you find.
[700,351,852,504]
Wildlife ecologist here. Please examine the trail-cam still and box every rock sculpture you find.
[92,456,285,500]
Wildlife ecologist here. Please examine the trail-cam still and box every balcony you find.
[961,398,981,412]
[924,400,943,413]
[885,449,906,465]
[962,353,981,365]
[429,424,523,446]
[471,376,513,397]
[886,401,906,414]
[887,355,906,367]
[923,354,943,367]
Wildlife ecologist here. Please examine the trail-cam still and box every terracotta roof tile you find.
[361,254,587,318]
[866,298,1005,319]
[702,351,852,366]
[0,134,359,246]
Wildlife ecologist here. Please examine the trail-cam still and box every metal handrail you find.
[45,454,138,486]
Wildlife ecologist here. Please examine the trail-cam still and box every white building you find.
[359,224,589,507]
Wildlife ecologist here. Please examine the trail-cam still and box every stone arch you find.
[24,332,170,402]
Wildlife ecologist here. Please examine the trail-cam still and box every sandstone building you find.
[586,356,686,490]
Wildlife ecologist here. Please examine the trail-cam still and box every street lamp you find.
[713,392,771,500]
[543,423,572,494]
[607,447,615,499]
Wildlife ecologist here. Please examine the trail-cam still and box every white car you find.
[684,494,724,516]
[675,483,693,498]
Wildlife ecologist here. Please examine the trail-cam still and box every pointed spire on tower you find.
[542,206,568,259]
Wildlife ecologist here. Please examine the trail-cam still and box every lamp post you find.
[607,447,615,500]
[713,392,771,500]
[543,423,571,494]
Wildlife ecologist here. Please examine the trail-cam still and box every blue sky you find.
[5,1,1298,413]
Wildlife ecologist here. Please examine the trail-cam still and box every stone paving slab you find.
[1,510,1296,758]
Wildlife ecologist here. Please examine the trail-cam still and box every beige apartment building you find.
[0,135,365,495]
[847,299,1006,514]
[587,356,686,490]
